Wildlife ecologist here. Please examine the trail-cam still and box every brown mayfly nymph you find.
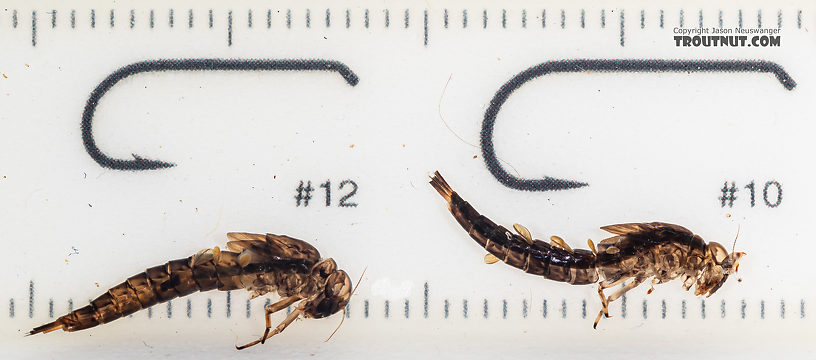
[430,171,745,328]
[29,232,353,349]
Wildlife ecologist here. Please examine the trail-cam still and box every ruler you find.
[2,1,814,358]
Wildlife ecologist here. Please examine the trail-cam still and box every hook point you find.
[131,153,176,170]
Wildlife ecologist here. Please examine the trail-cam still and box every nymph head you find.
[301,259,353,319]
[694,241,746,297]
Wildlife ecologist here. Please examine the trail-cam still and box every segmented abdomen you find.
[29,251,308,334]
[430,172,598,285]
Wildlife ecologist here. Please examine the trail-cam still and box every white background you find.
[1,1,813,359]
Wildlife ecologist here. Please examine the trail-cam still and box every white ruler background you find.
[1,1,814,359]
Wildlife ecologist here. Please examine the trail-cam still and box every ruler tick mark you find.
[170,9,174,28]
[248,9,252,28]
[267,9,271,29]
[701,299,706,319]
[286,9,291,29]
[561,299,566,319]
[698,9,703,28]
[31,10,36,47]
[71,9,75,28]
[661,299,666,319]
[207,298,212,318]
[619,9,625,47]
[189,9,194,28]
[780,299,785,319]
[582,299,586,319]
[542,299,547,318]
[365,8,369,28]
[404,299,409,318]
[51,10,56,28]
[741,299,746,319]
[462,9,467,28]
[642,300,647,319]
[384,300,390,318]
[777,10,782,29]
[187,299,192,318]
[423,282,429,318]
[640,9,644,29]
[502,299,508,319]
[28,280,34,318]
[721,299,726,318]
[522,299,528,318]
[659,9,664,28]
[757,9,762,28]
[364,299,369,318]
[227,10,233,46]
[9,299,14,318]
[600,9,604,28]
[542,9,546,28]
[110,9,114,28]
[738,9,743,29]
[679,9,684,27]
[681,299,686,319]
[209,9,213,28]
[521,9,526,28]
[423,9,428,46]
[325,8,330,28]
[167,300,172,318]
[719,10,723,28]
[346,9,350,29]
[306,9,311,28]
[560,9,565,29]
[483,299,488,319]
[801,299,805,319]
[384,9,389,28]
[13,9,18,28]
[797,10,802,29]
[444,299,449,319]
[502,9,507,29]
[580,9,585,28]
[621,292,627,318]
[48,299,54,318]
[226,290,231,318]
[130,9,135,28]
[760,300,765,319]
[246,299,251,318]
[149,9,154,28]
[405,9,410,28]
[91,9,96,28]
[463,299,468,318]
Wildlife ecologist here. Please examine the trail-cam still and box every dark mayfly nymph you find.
[29,233,353,349]
[430,171,745,327]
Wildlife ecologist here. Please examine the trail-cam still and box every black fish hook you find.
[81,58,359,171]
[481,59,796,192]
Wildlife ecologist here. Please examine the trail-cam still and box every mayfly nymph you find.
[430,171,745,327]
[29,232,353,349]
